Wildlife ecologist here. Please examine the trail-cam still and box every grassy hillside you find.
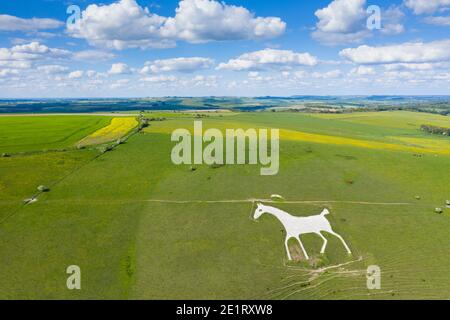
[0,111,449,299]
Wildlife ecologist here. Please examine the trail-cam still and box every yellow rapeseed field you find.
[77,117,138,147]
[280,129,450,155]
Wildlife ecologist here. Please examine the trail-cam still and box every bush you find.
[421,124,450,136]
[1,153,10,157]
[99,146,113,154]
[37,185,50,192]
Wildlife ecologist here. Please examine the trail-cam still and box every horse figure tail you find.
[321,208,330,216]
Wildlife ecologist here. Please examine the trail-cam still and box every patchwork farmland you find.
[0,111,449,299]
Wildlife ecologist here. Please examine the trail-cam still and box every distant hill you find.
[1,96,449,115]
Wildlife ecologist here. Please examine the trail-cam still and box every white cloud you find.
[315,0,366,33]
[67,0,169,50]
[0,69,19,77]
[312,0,370,45]
[404,0,450,14]
[108,63,131,75]
[312,1,404,44]
[383,63,445,71]
[350,65,375,75]
[381,6,405,35]
[0,60,31,69]
[161,0,285,43]
[141,75,178,83]
[67,0,286,50]
[424,15,450,25]
[37,65,69,74]
[340,40,450,64]
[217,49,318,71]
[0,42,70,70]
[110,78,131,89]
[68,70,84,79]
[141,57,214,74]
[0,14,63,31]
[73,50,115,61]
[311,70,343,79]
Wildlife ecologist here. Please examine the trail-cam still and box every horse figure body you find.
[254,203,351,260]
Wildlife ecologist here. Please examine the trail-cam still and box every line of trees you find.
[421,124,450,136]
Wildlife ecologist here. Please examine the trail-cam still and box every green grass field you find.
[0,116,113,154]
[0,111,449,299]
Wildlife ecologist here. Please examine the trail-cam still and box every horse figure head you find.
[253,203,267,220]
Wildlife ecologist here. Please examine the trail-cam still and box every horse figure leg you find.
[329,230,352,254]
[284,237,293,261]
[317,232,328,254]
[296,235,310,260]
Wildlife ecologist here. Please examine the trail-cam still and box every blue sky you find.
[1,0,450,97]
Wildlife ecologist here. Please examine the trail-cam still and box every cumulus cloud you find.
[315,0,366,33]
[312,0,405,45]
[383,63,445,71]
[141,75,178,83]
[0,42,70,71]
[141,57,214,74]
[382,6,405,35]
[37,65,69,74]
[161,0,285,43]
[68,70,84,79]
[67,0,169,50]
[0,42,69,60]
[340,40,450,64]
[67,0,286,50]
[0,60,31,69]
[108,63,131,75]
[424,15,450,25]
[311,70,343,79]
[217,49,318,71]
[73,50,115,61]
[404,0,450,14]
[0,69,19,77]
[312,0,370,45]
[350,65,375,75]
[0,14,63,31]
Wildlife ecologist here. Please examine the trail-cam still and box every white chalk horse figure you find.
[254,203,351,260]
